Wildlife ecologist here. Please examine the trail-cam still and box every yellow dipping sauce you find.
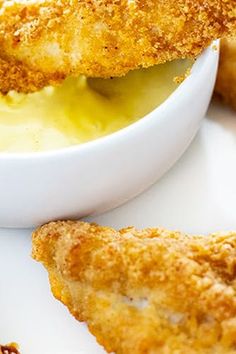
[0,60,191,153]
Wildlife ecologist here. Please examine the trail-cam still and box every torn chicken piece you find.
[0,0,236,93]
[32,221,236,354]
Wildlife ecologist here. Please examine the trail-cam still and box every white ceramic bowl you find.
[0,43,219,228]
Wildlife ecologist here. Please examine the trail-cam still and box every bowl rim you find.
[0,41,219,161]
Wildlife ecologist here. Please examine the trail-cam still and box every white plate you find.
[0,100,236,354]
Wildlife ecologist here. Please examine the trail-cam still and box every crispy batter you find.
[0,0,236,93]
[32,221,236,354]
[0,56,65,94]
[215,38,236,110]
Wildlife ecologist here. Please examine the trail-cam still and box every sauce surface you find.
[0,60,191,153]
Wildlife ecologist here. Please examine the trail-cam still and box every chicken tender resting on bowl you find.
[215,38,236,110]
[0,0,236,93]
[32,221,236,354]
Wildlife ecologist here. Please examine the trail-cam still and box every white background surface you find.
[0,100,236,354]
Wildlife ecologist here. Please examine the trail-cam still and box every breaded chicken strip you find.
[215,38,236,110]
[32,221,236,354]
[0,0,236,93]
[0,56,66,94]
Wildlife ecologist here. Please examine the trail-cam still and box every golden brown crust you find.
[32,221,236,354]
[0,56,65,94]
[215,38,236,110]
[0,0,236,93]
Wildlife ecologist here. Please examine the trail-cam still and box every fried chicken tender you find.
[215,38,236,110]
[32,221,236,354]
[0,0,236,93]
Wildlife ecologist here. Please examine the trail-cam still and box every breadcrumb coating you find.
[32,221,236,354]
[0,0,236,93]
[215,38,236,110]
[0,57,65,93]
